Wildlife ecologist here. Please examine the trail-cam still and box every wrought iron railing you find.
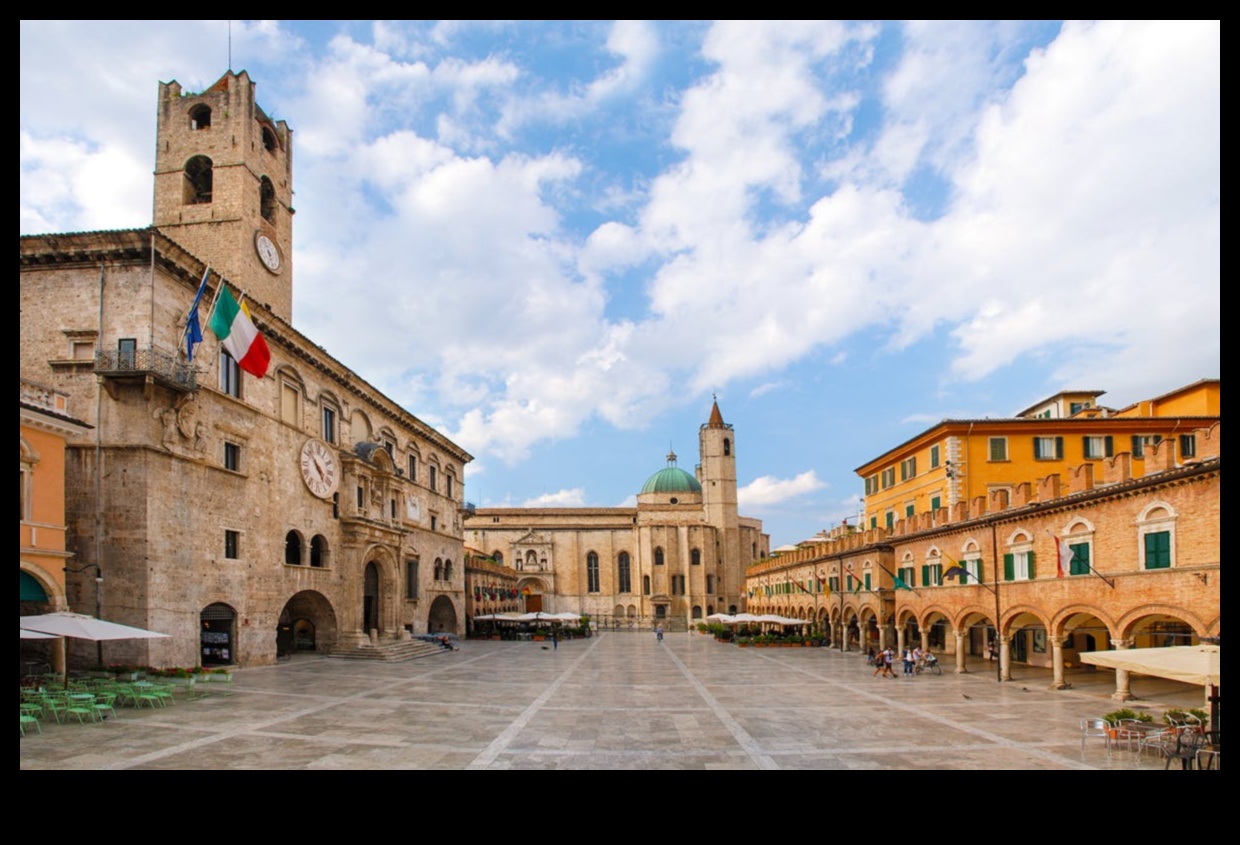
[95,347,196,390]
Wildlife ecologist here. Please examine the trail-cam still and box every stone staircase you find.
[328,639,446,662]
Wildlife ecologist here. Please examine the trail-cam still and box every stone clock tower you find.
[153,70,294,321]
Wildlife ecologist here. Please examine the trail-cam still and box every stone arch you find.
[200,601,237,666]
[260,175,277,223]
[260,122,279,153]
[428,595,458,633]
[359,543,399,636]
[1116,604,1209,644]
[310,534,329,568]
[349,408,372,441]
[188,103,211,129]
[278,590,338,657]
[1050,606,1117,662]
[184,154,213,204]
[19,561,66,612]
[954,607,998,659]
[284,529,305,566]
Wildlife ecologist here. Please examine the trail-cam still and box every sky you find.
[20,20,1220,546]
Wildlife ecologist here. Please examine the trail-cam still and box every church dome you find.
[640,452,702,494]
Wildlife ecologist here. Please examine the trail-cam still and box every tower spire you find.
[707,398,725,429]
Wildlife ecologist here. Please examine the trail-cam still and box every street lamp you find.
[63,564,103,666]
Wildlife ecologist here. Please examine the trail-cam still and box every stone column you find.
[1049,635,1067,690]
[920,629,930,653]
[896,626,906,653]
[877,618,888,652]
[954,628,968,674]
[999,635,1012,682]
[1111,638,1134,701]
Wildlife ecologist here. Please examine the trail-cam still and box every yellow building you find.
[20,379,92,676]
[855,379,1219,532]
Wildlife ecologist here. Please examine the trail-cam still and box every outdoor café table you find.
[1114,720,1163,751]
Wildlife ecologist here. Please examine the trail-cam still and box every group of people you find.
[868,645,936,677]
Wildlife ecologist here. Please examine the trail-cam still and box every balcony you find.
[96,347,196,398]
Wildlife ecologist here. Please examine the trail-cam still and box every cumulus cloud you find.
[738,471,827,508]
[521,488,587,507]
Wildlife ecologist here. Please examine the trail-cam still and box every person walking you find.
[551,629,558,650]
[883,646,897,678]
[903,647,915,677]
[656,625,664,643]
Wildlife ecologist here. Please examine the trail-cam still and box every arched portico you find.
[278,590,338,658]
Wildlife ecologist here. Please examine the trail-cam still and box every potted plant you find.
[1102,708,1152,739]
[533,628,547,641]
[736,636,750,647]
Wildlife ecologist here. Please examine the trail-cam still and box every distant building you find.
[464,401,768,631]
[19,71,471,669]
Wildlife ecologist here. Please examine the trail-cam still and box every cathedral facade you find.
[20,71,472,668]
[464,402,769,630]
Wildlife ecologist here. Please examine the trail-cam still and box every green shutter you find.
[1104,436,1113,457]
[1131,435,1143,459]
[1070,543,1090,576]
[1033,437,1043,459]
[930,496,941,511]
[1027,551,1035,579]
[905,504,914,518]
[975,560,983,582]
[1145,531,1171,569]
[1082,436,1090,457]
[1003,553,1014,581]
[864,573,871,590]
[921,565,929,587]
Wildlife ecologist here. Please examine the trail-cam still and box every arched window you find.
[184,155,213,204]
[261,125,278,153]
[491,550,504,566]
[617,552,631,593]
[310,535,327,568]
[691,548,701,566]
[723,438,731,456]
[443,560,453,581]
[434,558,443,580]
[654,546,665,566]
[260,176,276,223]
[692,606,703,620]
[586,552,600,593]
[284,531,302,565]
[643,575,651,596]
[189,104,211,129]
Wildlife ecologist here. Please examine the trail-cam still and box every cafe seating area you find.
[19,671,223,736]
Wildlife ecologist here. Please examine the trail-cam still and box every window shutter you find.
[975,560,983,581]
[921,565,929,587]
[1003,553,1014,581]
[1104,436,1114,457]
[1055,437,1064,459]
[1082,436,1090,456]
[1033,437,1042,459]
[1027,551,1036,579]
[1131,435,1143,458]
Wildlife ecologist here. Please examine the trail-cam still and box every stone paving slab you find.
[20,633,1208,770]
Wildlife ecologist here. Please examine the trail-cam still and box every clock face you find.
[256,234,281,272]
[300,439,339,499]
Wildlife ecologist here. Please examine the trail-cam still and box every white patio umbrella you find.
[20,612,170,687]
[20,629,58,639]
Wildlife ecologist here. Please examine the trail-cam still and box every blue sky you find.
[20,21,1220,546]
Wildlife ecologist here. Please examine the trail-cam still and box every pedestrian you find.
[656,624,664,643]
[551,629,558,650]
[903,647,915,677]
[872,647,885,677]
[883,646,897,678]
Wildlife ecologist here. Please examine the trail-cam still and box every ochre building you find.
[747,416,1219,699]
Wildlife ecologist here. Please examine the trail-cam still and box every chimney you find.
[1102,452,1133,484]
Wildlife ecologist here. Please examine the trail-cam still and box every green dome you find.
[640,452,702,494]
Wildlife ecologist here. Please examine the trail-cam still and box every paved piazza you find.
[20,633,1206,770]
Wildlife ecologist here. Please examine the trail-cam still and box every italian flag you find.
[209,286,270,377]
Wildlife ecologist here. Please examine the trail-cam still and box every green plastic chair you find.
[65,694,97,724]
[20,708,42,736]
[93,692,119,721]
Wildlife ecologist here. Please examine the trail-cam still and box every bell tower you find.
[699,398,741,611]
[153,70,294,321]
